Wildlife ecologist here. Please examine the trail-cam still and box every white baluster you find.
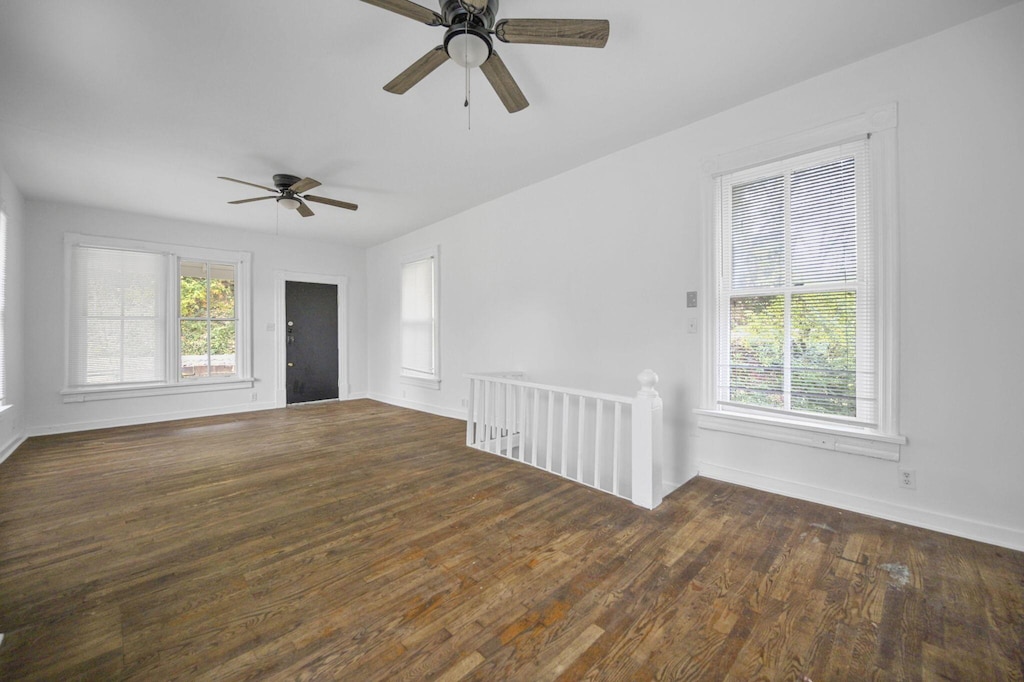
[466,378,476,446]
[576,395,586,483]
[595,399,604,490]
[546,389,555,472]
[531,388,540,466]
[612,402,622,496]
[560,392,570,477]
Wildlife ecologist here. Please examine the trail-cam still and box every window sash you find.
[715,140,876,427]
[400,252,439,382]
[179,259,238,380]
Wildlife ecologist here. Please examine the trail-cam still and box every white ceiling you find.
[0,0,1016,247]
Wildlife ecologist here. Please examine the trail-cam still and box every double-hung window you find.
[400,247,440,389]
[0,208,6,407]
[699,105,904,459]
[64,234,252,401]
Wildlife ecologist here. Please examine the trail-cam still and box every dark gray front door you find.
[285,281,339,404]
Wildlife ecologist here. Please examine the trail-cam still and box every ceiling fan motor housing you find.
[273,174,303,191]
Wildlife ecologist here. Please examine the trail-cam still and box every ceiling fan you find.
[360,0,610,113]
[218,174,358,218]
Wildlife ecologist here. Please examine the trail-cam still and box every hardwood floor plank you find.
[0,400,1020,680]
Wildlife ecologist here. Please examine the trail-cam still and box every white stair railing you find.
[464,370,663,509]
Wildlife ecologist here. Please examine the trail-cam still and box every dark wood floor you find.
[0,400,1020,681]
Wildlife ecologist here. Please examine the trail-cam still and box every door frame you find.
[274,270,349,407]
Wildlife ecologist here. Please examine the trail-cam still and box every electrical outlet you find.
[898,468,916,490]
[251,391,258,402]
[460,398,468,408]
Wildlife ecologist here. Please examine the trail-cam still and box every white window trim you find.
[61,233,253,403]
[400,246,441,390]
[697,104,905,460]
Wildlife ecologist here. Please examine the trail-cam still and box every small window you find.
[400,247,440,389]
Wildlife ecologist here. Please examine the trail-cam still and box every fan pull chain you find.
[464,25,472,130]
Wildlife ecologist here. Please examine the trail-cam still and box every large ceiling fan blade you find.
[359,0,442,26]
[305,195,359,212]
[384,46,449,94]
[288,177,321,194]
[480,52,529,113]
[229,196,277,205]
[296,201,314,218]
[218,176,277,193]
[494,19,610,48]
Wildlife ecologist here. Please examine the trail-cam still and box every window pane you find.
[791,291,857,417]
[180,260,208,318]
[791,157,857,285]
[209,264,235,319]
[210,320,236,376]
[729,295,784,408]
[86,318,123,384]
[180,320,208,378]
[731,175,785,288]
[123,319,160,382]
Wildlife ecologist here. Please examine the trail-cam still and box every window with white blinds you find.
[400,248,440,388]
[64,234,252,399]
[716,141,876,426]
[69,245,168,387]
[699,106,903,457]
[0,209,7,403]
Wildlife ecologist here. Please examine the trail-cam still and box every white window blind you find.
[68,245,168,387]
[0,209,6,403]
[401,255,437,379]
[716,139,876,426]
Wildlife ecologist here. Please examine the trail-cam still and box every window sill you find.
[61,378,255,403]
[400,374,441,391]
[695,408,906,461]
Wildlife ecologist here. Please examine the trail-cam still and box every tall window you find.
[400,247,440,389]
[65,234,251,399]
[719,142,872,423]
[179,261,237,379]
[0,209,6,404]
[700,106,902,457]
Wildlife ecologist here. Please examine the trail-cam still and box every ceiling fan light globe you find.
[278,197,301,211]
[446,31,490,68]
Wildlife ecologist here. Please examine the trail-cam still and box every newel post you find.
[631,369,664,510]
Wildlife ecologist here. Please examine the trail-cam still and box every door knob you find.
[287,362,294,367]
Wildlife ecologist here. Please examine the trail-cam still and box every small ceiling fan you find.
[360,0,610,113]
[218,175,358,217]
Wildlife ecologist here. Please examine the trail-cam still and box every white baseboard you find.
[367,393,465,421]
[0,434,27,465]
[698,460,1024,552]
[27,401,281,437]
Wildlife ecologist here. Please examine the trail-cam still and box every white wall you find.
[24,200,368,433]
[367,4,1024,550]
[0,162,27,460]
